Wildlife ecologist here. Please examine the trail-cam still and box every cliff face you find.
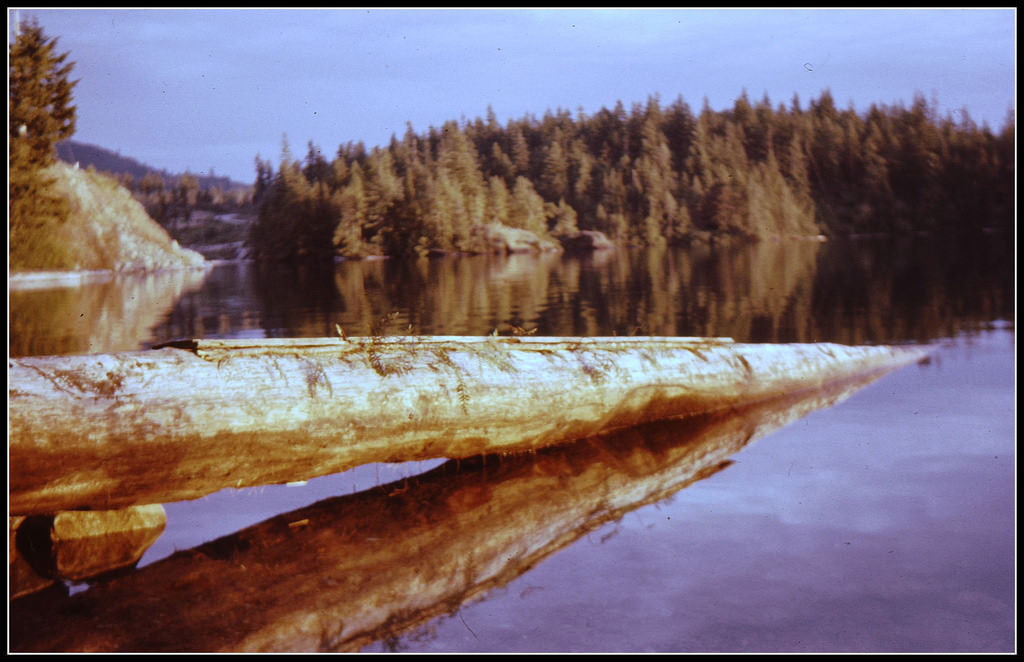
[20,162,206,272]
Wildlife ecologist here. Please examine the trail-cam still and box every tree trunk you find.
[8,336,928,515]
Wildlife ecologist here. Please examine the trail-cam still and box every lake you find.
[8,234,1016,652]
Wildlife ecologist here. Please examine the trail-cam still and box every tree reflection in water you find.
[97,235,1011,352]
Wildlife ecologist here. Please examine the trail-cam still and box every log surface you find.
[8,336,929,515]
[11,375,885,652]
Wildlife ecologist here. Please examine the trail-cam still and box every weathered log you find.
[10,372,889,652]
[8,336,929,515]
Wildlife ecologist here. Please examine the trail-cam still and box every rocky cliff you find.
[13,162,206,274]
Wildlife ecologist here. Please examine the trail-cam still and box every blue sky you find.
[12,8,1016,184]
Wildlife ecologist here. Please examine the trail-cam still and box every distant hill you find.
[56,140,251,193]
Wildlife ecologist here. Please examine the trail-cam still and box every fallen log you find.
[8,336,929,515]
[11,372,890,652]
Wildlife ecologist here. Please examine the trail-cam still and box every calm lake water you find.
[8,235,1016,652]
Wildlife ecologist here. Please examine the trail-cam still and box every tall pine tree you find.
[9,15,79,268]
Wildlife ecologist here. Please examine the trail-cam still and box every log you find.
[11,373,888,652]
[8,336,929,515]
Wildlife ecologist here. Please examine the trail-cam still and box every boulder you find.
[470,223,562,254]
[10,504,167,595]
[558,230,615,252]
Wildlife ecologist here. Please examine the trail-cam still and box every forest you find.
[9,13,1014,268]
[249,90,1014,261]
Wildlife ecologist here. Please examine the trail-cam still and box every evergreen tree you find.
[567,137,594,210]
[485,175,511,224]
[9,16,77,167]
[302,141,331,183]
[333,162,370,257]
[252,156,274,206]
[540,136,570,202]
[508,176,548,236]
[435,123,487,245]
[636,99,682,245]
[490,141,516,183]
[663,95,697,172]
[9,16,79,268]
[546,198,579,237]
[508,123,531,176]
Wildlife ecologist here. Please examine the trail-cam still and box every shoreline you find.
[8,264,211,291]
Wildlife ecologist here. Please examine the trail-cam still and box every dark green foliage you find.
[250,154,338,261]
[9,17,76,167]
[248,89,1014,261]
[9,17,78,269]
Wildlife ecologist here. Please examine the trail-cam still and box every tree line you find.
[250,90,1013,261]
[8,17,1013,268]
[55,139,254,232]
[116,170,253,231]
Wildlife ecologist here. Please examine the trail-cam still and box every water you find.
[9,236,1013,356]
[377,329,1013,653]
[8,235,1015,652]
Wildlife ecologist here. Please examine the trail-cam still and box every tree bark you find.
[9,336,928,515]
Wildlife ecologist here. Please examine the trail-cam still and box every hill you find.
[55,140,250,193]
[10,161,207,273]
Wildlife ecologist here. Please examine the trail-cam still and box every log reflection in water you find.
[10,371,891,653]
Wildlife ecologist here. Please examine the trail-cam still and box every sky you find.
[10,8,1017,185]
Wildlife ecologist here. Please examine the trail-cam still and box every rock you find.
[470,223,563,254]
[9,516,57,599]
[557,230,615,252]
[50,505,167,581]
[9,505,167,593]
[35,162,207,272]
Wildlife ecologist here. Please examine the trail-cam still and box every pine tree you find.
[546,198,579,237]
[636,99,681,245]
[9,16,79,268]
[252,157,274,206]
[490,142,516,184]
[508,123,531,176]
[539,130,570,201]
[9,16,77,167]
[568,137,594,213]
[508,176,547,236]
[485,175,511,225]
[333,163,369,257]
